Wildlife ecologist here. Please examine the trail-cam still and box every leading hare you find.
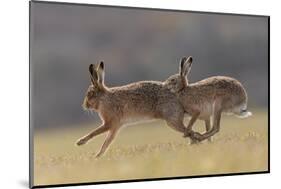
[164,56,252,142]
[76,62,188,157]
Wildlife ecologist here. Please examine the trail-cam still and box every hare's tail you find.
[233,103,252,118]
[224,103,252,118]
[235,109,252,118]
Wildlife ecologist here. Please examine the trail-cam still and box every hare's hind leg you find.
[192,103,222,142]
[163,107,186,133]
[205,118,212,142]
[165,119,186,133]
[186,117,212,143]
[76,124,110,146]
[165,117,198,144]
[95,125,120,158]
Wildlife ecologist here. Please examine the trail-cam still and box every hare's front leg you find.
[191,105,222,142]
[205,118,212,142]
[95,125,120,158]
[76,124,110,146]
[183,112,200,137]
[182,112,200,144]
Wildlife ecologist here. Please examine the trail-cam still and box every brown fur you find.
[164,56,252,142]
[179,76,247,118]
[77,62,187,157]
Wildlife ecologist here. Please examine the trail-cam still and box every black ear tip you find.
[180,57,187,67]
[89,64,94,74]
[89,64,93,70]
[189,56,193,62]
[99,61,104,69]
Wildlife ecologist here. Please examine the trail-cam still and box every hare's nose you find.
[82,99,89,110]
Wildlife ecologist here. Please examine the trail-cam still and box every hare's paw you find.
[95,151,105,158]
[190,132,204,141]
[95,152,102,158]
[207,137,212,143]
[76,137,88,146]
[190,138,200,145]
[183,129,194,138]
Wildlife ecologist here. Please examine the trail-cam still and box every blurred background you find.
[30,2,268,130]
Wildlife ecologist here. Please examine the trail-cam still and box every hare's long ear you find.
[97,61,105,87]
[179,57,187,76]
[180,56,193,77]
[89,64,98,86]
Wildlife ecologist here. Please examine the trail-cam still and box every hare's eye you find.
[88,91,95,97]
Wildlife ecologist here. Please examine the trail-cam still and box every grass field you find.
[33,110,268,186]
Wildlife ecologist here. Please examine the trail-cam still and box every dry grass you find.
[33,110,268,186]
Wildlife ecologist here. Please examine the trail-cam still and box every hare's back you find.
[196,76,247,109]
[191,76,246,95]
[109,81,169,115]
[207,76,246,97]
[183,76,247,110]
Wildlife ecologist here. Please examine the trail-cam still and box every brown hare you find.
[164,56,252,142]
[76,61,189,157]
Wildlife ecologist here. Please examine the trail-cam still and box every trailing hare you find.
[164,56,252,142]
[76,61,188,157]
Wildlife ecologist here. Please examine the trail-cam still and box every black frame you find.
[29,0,270,188]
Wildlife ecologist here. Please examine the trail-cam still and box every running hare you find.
[164,56,252,142]
[76,61,188,157]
